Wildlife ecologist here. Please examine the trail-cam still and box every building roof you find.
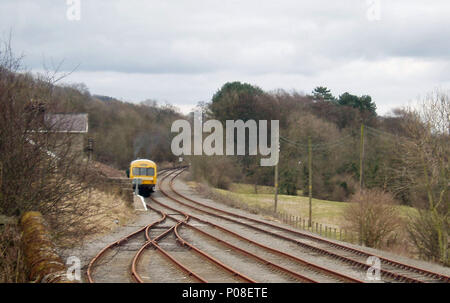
[44,113,88,133]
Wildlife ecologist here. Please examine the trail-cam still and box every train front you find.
[129,159,157,197]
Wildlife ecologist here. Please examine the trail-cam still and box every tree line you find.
[52,86,183,170]
[189,81,448,265]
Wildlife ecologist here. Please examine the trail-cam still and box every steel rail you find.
[130,206,208,283]
[150,199,362,283]
[171,168,450,283]
[150,202,320,283]
[132,180,254,283]
[172,221,257,283]
[87,169,174,283]
[131,221,208,283]
[161,168,430,283]
[86,223,151,283]
[153,169,364,283]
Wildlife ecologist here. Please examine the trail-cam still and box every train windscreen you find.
[132,167,155,176]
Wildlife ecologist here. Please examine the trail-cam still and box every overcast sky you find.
[1,0,450,114]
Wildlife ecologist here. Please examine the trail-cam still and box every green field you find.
[213,183,417,229]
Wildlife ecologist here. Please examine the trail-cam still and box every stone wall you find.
[20,212,75,283]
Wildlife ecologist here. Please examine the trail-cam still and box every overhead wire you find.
[280,132,356,152]
[280,125,413,153]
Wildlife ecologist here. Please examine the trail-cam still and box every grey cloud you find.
[2,0,450,75]
[2,0,450,115]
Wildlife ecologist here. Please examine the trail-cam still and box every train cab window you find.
[132,167,155,176]
[132,167,139,176]
[145,167,155,176]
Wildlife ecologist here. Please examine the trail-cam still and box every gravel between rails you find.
[180,202,441,282]
[60,168,450,283]
[150,197,349,282]
[155,231,244,283]
[160,194,431,283]
[89,234,147,283]
[148,197,366,282]
[136,244,197,283]
[150,177,367,282]
[60,209,162,283]
[150,201,307,283]
[184,217,342,283]
[164,171,450,282]
[178,226,299,283]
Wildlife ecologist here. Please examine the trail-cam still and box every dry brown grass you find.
[0,224,27,283]
[54,188,136,248]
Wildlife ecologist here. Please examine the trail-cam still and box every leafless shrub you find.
[407,210,449,265]
[344,189,401,248]
[0,224,27,283]
[189,156,240,190]
[330,174,357,201]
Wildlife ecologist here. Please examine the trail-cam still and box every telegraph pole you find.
[358,123,365,245]
[274,161,278,212]
[359,124,365,192]
[87,138,94,162]
[308,136,312,228]
[274,133,280,212]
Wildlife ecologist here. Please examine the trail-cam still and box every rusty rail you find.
[130,207,207,283]
[87,169,175,283]
[152,170,362,283]
[165,168,449,283]
[131,188,256,283]
[152,203,318,283]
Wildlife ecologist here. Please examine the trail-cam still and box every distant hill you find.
[92,95,117,102]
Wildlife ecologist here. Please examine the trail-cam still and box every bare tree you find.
[0,40,102,243]
[396,90,449,265]
[344,189,401,248]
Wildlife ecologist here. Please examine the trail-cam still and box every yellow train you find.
[128,159,157,197]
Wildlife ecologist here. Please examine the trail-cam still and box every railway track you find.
[141,173,314,282]
[150,169,364,283]
[130,202,207,283]
[86,170,193,283]
[87,167,449,283]
[86,220,155,283]
[131,205,255,283]
[155,167,450,283]
[149,204,316,283]
[88,169,255,283]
